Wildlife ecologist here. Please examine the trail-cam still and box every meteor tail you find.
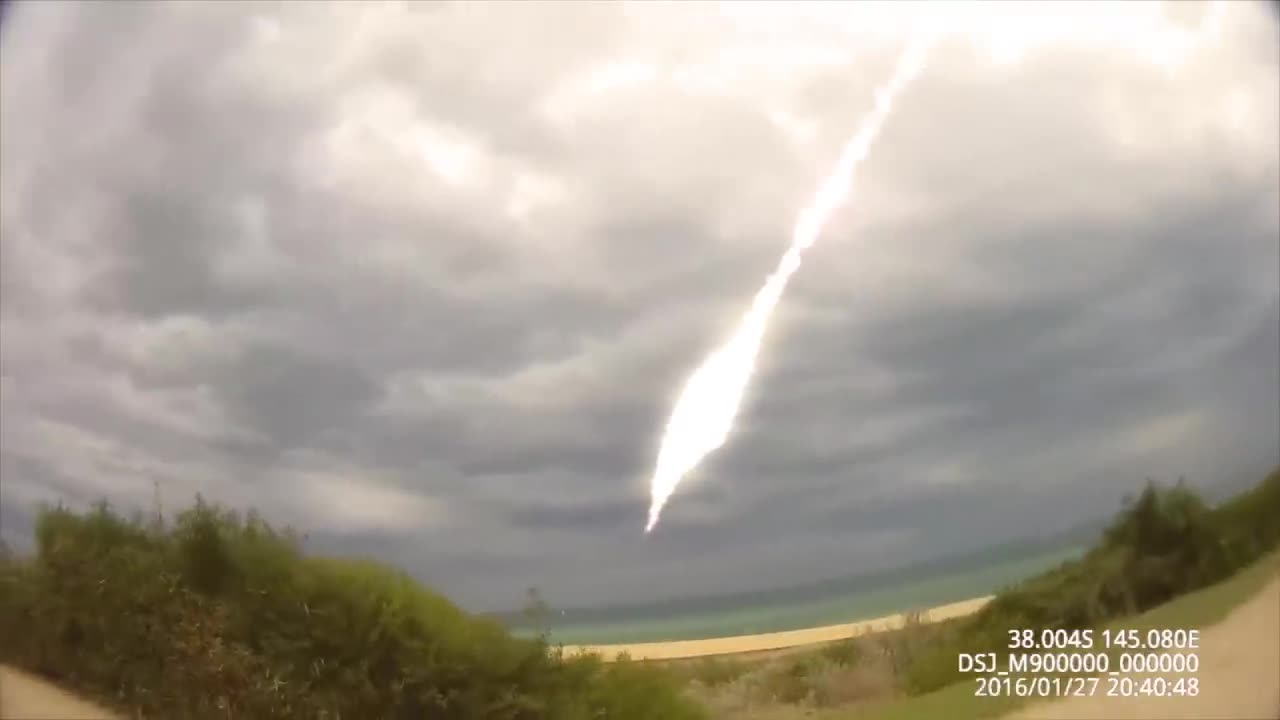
[644,29,937,533]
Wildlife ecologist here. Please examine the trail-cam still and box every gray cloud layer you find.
[2,2,1277,610]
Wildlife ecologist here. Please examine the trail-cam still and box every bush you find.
[0,499,707,720]
[903,468,1280,694]
[809,661,897,707]
[685,656,750,688]
[818,637,863,667]
[758,656,821,704]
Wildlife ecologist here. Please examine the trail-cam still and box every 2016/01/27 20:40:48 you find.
[975,675,1200,698]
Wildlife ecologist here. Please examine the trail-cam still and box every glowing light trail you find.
[645,30,937,533]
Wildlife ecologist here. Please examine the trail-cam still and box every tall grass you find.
[0,496,707,720]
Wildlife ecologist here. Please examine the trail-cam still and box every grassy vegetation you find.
[0,497,707,720]
[676,468,1280,719]
[672,611,955,717]
[902,468,1280,695]
[0,469,1273,719]
[836,547,1280,720]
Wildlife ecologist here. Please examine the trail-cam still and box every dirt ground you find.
[1007,575,1280,720]
[0,665,117,720]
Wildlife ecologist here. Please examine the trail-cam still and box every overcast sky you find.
[1,1,1277,612]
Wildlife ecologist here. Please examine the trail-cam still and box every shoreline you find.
[561,594,994,661]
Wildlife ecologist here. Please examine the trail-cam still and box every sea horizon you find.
[510,537,1090,645]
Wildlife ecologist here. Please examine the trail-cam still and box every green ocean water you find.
[538,544,1085,645]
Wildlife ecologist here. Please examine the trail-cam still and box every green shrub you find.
[686,656,750,688]
[0,498,707,720]
[904,468,1280,694]
[819,637,863,667]
[756,655,822,704]
[809,661,897,707]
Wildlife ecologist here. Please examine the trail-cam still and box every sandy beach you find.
[561,595,994,661]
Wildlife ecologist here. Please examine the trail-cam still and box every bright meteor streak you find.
[645,31,936,534]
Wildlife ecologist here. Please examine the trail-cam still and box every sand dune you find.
[561,595,994,661]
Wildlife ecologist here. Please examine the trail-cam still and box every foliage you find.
[676,628,937,715]
[0,498,707,720]
[818,637,863,668]
[903,468,1280,694]
[677,468,1279,718]
[683,656,751,689]
[766,655,831,704]
[842,547,1280,720]
[2,470,1275,719]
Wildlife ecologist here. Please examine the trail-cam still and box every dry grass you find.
[679,617,953,719]
[810,661,898,707]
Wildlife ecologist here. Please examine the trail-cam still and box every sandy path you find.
[562,595,994,661]
[0,666,117,720]
[1007,574,1280,720]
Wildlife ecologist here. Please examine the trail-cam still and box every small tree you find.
[175,495,236,596]
[522,586,553,640]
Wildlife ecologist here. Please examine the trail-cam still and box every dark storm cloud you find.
[2,2,1276,610]
[505,498,639,533]
[213,342,382,449]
